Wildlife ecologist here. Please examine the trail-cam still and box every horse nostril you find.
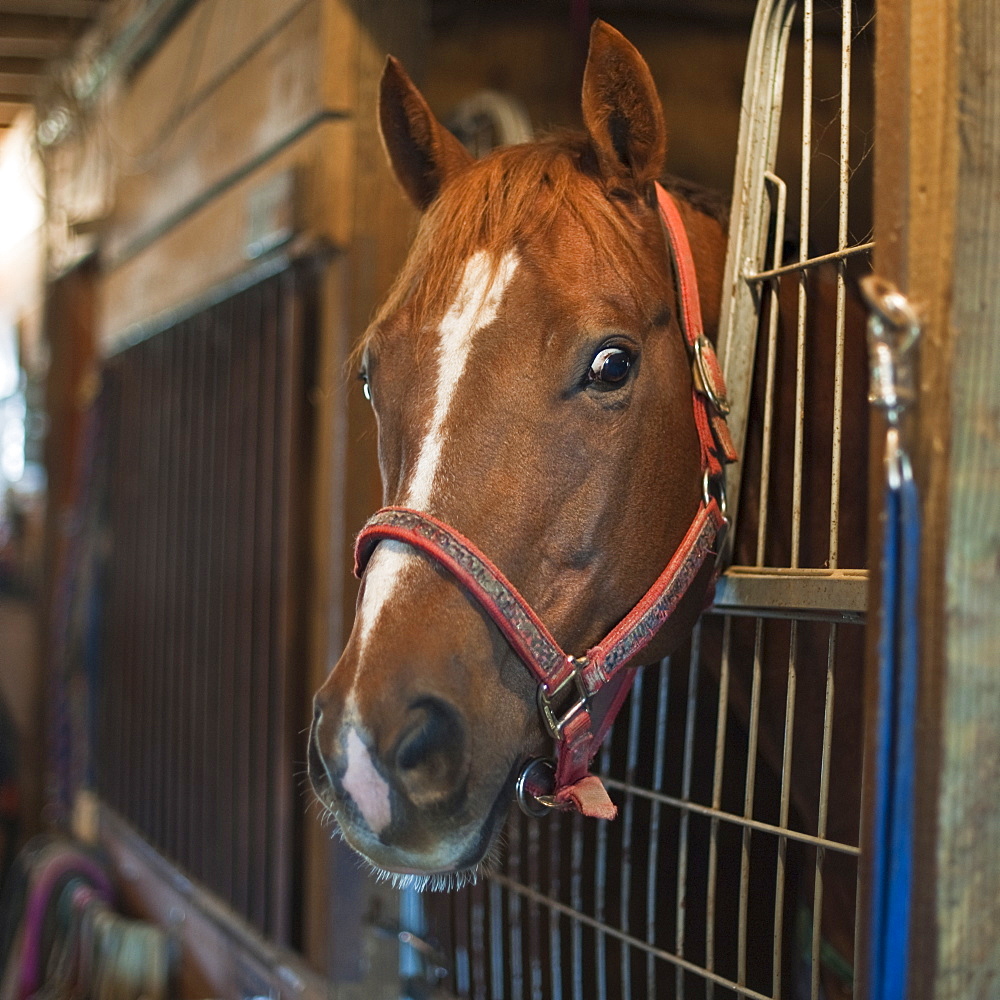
[393,696,467,809]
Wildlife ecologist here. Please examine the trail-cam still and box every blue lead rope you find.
[870,445,920,1000]
[862,275,922,1000]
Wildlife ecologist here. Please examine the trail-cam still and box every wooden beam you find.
[103,0,328,267]
[0,56,46,74]
[0,35,66,58]
[0,72,40,94]
[0,0,104,18]
[931,0,1000,994]
[868,0,1000,997]
[299,0,427,978]
[96,120,352,345]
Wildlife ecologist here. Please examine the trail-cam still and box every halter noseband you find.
[353,183,737,820]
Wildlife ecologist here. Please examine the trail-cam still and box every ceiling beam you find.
[0,56,46,74]
[0,1,104,18]
[0,16,84,40]
[0,36,67,58]
[0,72,40,95]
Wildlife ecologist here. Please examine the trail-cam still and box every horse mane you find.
[358,131,729,362]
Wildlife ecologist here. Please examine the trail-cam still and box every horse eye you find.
[588,347,632,387]
[358,372,371,401]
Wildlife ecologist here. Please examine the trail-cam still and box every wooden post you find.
[301,0,425,982]
[868,0,1000,996]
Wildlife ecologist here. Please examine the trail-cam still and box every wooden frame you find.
[865,0,1000,996]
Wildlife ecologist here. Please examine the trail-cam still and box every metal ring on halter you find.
[515,757,558,817]
[703,469,728,520]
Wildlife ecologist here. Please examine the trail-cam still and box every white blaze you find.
[342,726,391,834]
[406,250,518,507]
[354,250,519,660]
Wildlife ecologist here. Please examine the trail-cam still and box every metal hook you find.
[860,275,921,425]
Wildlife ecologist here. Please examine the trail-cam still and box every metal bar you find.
[506,816,524,998]
[452,880,471,997]
[790,0,815,570]
[118,353,142,823]
[175,319,199,867]
[489,881,504,1000]
[149,341,170,843]
[188,312,213,872]
[675,626,702,998]
[470,880,487,1000]
[212,301,238,905]
[547,812,563,1000]
[705,618,732,1000]
[712,567,867,620]
[135,344,156,836]
[744,240,874,281]
[162,332,185,862]
[199,309,224,891]
[488,873,777,1000]
[595,738,613,1000]
[233,289,261,920]
[646,660,671,999]
[621,670,644,999]
[829,0,854,570]
[268,269,301,942]
[717,0,798,539]
[811,626,838,1000]
[149,339,169,851]
[219,295,244,910]
[527,814,543,1000]
[570,812,584,1000]
[208,302,233,898]
[737,621,765,988]
[772,621,799,997]
[756,172,788,566]
[250,281,278,929]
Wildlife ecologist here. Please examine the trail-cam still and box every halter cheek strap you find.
[352,184,736,820]
[354,500,726,818]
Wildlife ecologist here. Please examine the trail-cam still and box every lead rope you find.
[861,276,921,1000]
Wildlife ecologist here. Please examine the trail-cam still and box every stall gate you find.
[419,2,875,998]
[93,262,315,945]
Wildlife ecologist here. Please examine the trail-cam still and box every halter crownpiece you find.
[353,184,736,820]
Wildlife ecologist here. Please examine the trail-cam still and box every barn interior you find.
[0,1,996,999]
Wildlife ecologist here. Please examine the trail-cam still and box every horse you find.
[309,20,866,996]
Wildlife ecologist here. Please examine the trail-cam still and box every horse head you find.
[309,21,730,886]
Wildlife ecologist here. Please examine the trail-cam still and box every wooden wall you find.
[44,0,424,992]
[871,1,1000,997]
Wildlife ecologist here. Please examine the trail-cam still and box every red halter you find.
[353,183,737,820]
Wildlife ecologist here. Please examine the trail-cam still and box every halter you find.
[353,183,737,820]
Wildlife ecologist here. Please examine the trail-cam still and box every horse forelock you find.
[357,131,674,364]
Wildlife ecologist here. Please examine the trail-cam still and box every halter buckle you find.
[691,335,731,416]
[538,657,590,739]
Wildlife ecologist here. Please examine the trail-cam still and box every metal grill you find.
[420,2,874,998]
[94,264,313,944]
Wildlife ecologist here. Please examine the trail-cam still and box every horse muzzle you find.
[308,688,512,877]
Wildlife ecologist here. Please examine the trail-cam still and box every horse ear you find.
[581,21,667,197]
[379,56,474,211]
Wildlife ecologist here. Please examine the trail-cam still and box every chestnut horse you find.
[309,19,864,993]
